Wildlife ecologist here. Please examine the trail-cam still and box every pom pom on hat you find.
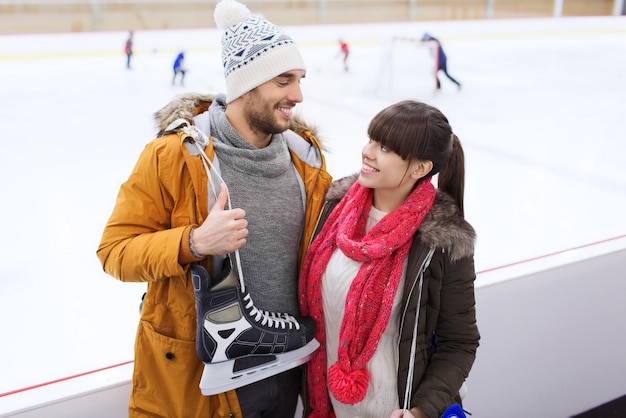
[214,0,251,30]
[213,0,306,103]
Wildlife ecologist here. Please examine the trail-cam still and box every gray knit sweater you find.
[208,96,304,315]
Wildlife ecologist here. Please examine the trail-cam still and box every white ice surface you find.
[0,16,625,394]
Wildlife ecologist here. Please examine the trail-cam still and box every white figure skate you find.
[191,261,319,395]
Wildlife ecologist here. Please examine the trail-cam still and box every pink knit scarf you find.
[299,179,436,418]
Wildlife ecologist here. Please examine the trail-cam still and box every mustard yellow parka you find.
[97,94,332,418]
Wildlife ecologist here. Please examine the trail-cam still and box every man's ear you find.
[411,160,433,180]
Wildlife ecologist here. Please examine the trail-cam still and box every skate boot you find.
[191,262,320,395]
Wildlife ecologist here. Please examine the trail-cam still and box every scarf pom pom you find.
[327,363,370,405]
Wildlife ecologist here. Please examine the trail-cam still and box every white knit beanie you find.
[214,0,306,103]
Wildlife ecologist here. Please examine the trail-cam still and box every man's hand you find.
[191,183,248,256]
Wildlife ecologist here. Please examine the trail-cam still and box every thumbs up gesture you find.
[191,183,248,256]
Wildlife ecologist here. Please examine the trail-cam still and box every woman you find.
[299,100,480,418]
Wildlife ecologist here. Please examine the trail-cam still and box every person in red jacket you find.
[124,31,133,69]
[338,39,350,72]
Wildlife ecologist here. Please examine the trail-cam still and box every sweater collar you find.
[208,96,291,178]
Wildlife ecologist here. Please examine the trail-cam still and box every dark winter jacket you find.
[312,174,480,418]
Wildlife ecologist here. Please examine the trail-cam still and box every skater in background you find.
[300,100,479,418]
[421,32,462,90]
[124,31,133,69]
[97,0,331,417]
[338,38,350,72]
[172,50,186,86]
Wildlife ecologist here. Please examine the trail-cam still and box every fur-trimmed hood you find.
[153,92,320,141]
[324,174,476,262]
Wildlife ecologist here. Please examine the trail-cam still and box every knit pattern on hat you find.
[299,179,436,416]
[214,0,306,102]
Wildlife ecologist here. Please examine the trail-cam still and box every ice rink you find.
[1,15,625,399]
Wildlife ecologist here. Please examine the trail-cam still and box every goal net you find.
[371,36,436,94]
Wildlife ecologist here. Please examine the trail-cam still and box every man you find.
[421,32,462,90]
[124,30,133,69]
[172,50,186,86]
[97,0,332,416]
[338,39,349,72]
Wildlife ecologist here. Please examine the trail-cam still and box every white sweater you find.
[321,205,407,418]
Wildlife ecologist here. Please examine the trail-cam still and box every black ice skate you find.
[191,261,320,396]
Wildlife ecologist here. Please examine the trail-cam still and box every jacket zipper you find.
[224,391,234,418]
[399,248,435,337]
[308,200,329,248]
[397,247,436,409]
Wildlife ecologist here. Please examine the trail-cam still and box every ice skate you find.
[191,261,320,395]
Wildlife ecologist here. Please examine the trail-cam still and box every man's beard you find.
[243,90,289,137]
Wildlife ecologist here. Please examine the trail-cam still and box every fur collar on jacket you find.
[153,92,320,141]
[325,174,476,262]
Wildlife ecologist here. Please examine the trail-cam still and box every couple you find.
[96,1,480,417]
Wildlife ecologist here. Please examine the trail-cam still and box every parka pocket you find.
[130,320,211,417]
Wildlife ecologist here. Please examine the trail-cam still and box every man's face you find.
[242,70,305,136]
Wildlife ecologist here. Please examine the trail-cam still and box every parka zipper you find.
[308,200,330,248]
[399,248,436,337]
[398,247,436,410]
[224,391,235,418]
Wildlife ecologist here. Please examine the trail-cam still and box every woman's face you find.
[359,139,412,190]
[359,139,432,212]
[358,139,418,211]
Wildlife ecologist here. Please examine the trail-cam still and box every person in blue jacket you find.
[172,51,186,86]
[421,33,461,91]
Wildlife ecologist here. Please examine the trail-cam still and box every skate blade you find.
[199,338,320,395]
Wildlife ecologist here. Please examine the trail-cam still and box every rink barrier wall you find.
[2,22,626,62]
[0,0,620,34]
[1,235,625,417]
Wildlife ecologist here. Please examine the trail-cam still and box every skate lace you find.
[242,293,301,330]
[185,132,304,332]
